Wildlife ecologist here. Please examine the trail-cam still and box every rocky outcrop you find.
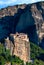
[5,33,30,62]
[5,37,14,55]
[0,4,26,18]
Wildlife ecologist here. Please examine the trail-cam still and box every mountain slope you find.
[0,1,44,46]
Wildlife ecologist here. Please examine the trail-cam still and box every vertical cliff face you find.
[0,2,44,46]
[31,3,44,44]
[5,33,30,62]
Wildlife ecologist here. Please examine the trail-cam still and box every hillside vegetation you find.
[0,42,44,65]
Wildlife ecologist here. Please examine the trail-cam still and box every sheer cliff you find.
[0,1,44,47]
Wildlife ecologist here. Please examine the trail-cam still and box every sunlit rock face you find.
[5,33,30,62]
[0,2,44,46]
[0,4,26,18]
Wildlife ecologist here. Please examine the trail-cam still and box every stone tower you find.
[10,33,30,62]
